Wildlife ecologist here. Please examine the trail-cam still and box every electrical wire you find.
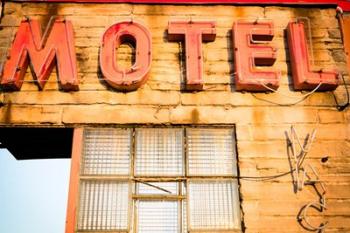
[250,82,322,106]
[333,73,350,112]
[334,8,350,111]
[259,82,322,99]
[236,169,295,181]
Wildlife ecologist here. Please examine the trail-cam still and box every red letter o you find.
[100,21,152,91]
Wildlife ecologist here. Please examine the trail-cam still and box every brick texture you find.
[0,2,349,232]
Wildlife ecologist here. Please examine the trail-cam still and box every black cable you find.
[333,73,350,111]
[236,169,295,181]
[133,169,296,182]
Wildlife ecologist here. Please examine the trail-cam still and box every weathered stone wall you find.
[0,2,349,232]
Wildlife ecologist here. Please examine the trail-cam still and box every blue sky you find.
[0,149,71,233]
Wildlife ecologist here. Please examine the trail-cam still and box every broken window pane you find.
[136,182,179,195]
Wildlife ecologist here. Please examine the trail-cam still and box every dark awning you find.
[0,127,74,160]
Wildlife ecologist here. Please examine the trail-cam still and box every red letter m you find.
[1,18,78,91]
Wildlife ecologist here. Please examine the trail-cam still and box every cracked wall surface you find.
[0,2,349,232]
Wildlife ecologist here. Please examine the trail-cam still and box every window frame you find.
[65,125,241,233]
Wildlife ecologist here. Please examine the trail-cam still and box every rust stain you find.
[251,107,266,124]
[191,108,199,123]
[2,101,12,124]
[39,4,59,26]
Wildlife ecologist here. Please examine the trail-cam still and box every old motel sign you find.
[0,17,339,92]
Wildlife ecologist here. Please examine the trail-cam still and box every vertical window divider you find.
[131,128,136,178]
[181,127,186,233]
[130,128,136,233]
[184,128,191,232]
[128,179,132,233]
[81,129,86,176]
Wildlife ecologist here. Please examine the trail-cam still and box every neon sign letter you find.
[168,20,216,90]
[233,21,280,91]
[100,21,152,91]
[1,18,79,91]
[287,21,339,90]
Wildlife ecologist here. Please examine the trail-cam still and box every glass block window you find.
[135,128,184,176]
[188,180,240,230]
[187,128,236,176]
[76,127,240,233]
[82,128,132,175]
[137,201,180,233]
[78,180,129,231]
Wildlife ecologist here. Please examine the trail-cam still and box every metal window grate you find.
[82,128,132,175]
[137,201,180,233]
[78,180,129,231]
[188,180,237,230]
[187,128,236,176]
[135,128,184,176]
